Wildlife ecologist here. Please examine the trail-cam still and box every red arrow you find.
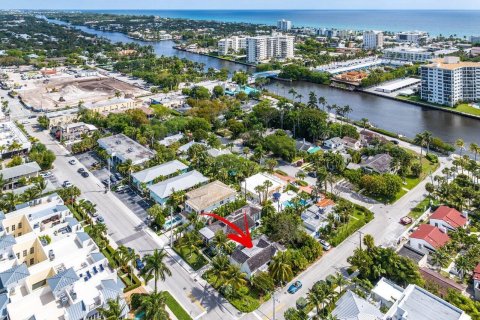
[201,211,253,248]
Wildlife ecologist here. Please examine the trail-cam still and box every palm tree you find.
[211,230,232,255]
[333,272,348,292]
[114,246,136,282]
[455,138,465,157]
[34,179,48,193]
[318,96,327,111]
[139,292,169,320]
[360,118,369,131]
[209,254,230,287]
[469,143,479,162]
[2,192,19,212]
[141,248,172,293]
[455,255,470,280]
[414,133,427,159]
[308,91,318,109]
[179,231,202,260]
[224,264,247,296]
[97,296,127,319]
[307,283,328,317]
[269,251,293,285]
[430,248,450,269]
[288,88,298,101]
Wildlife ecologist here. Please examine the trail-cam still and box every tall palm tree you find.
[114,246,136,281]
[318,96,327,111]
[179,231,202,259]
[141,248,172,293]
[360,118,369,131]
[209,254,230,287]
[288,88,298,101]
[97,296,127,319]
[211,230,232,255]
[224,264,247,295]
[333,272,348,293]
[269,251,293,285]
[307,283,328,317]
[455,138,465,157]
[469,143,479,162]
[139,292,169,320]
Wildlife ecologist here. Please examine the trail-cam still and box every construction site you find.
[16,71,148,111]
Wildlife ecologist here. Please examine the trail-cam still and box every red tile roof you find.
[430,206,467,229]
[474,263,480,281]
[410,224,450,249]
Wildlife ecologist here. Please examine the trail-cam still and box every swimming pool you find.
[283,199,308,208]
[163,215,182,230]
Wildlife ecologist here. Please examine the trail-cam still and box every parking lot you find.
[76,151,102,170]
[113,187,152,223]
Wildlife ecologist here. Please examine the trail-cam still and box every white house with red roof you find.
[409,224,450,254]
[429,206,468,232]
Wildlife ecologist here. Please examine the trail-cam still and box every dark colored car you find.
[81,171,89,178]
[288,281,302,294]
[135,258,145,271]
[77,168,85,173]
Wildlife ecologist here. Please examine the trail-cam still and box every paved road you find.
[23,123,240,320]
[252,157,451,320]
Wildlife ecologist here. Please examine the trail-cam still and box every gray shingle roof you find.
[230,236,279,274]
[0,263,30,289]
[332,290,383,320]
[0,234,16,250]
[0,162,40,180]
[361,153,393,174]
[148,170,208,200]
[47,267,79,294]
[131,160,188,184]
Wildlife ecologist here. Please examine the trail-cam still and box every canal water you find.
[48,18,479,148]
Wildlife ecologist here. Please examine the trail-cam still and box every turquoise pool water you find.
[308,146,321,154]
[163,215,182,230]
[283,199,308,208]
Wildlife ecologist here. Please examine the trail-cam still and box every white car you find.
[63,181,73,188]
[68,159,77,165]
[40,171,52,178]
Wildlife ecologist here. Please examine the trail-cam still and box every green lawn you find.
[173,245,208,271]
[403,156,439,191]
[203,273,265,312]
[163,291,193,320]
[398,95,480,117]
[454,103,480,116]
[328,203,374,246]
[408,196,437,219]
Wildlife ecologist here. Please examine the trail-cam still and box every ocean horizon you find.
[70,9,480,37]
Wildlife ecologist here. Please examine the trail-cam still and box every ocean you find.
[82,9,480,37]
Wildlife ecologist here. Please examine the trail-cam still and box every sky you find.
[1,0,480,10]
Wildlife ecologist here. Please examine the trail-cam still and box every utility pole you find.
[358,230,364,250]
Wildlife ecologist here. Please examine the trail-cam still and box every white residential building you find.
[420,57,480,106]
[363,30,384,49]
[241,172,287,202]
[0,194,128,320]
[277,19,292,31]
[396,31,428,44]
[217,36,247,55]
[184,180,237,214]
[383,47,435,62]
[0,121,32,159]
[246,34,294,63]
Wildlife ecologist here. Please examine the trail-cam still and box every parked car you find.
[135,258,145,271]
[81,171,89,178]
[288,281,302,294]
[40,171,52,178]
[96,216,105,224]
[114,172,122,180]
[77,168,85,173]
[400,216,413,225]
[319,239,332,251]
[390,139,399,145]
[62,181,72,188]
[68,159,77,165]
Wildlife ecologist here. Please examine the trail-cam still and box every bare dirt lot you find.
[19,76,148,111]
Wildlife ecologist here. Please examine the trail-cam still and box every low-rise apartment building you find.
[0,121,32,159]
[184,180,237,214]
[45,108,80,129]
[395,31,428,44]
[0,194,128,320]
[131,160,188,190]
[383,47,434,62]
[0,161,41,190]
[420,57,480,106]
[81,98,137,115]
[98,133,155,166]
